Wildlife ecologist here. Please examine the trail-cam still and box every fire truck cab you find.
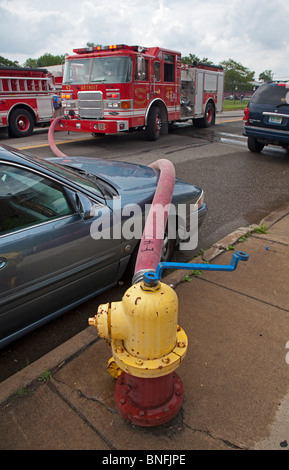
[56,44,224,140]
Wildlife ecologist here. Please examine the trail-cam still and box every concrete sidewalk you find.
[1,205,289,451]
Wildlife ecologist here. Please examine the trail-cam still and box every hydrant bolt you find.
[162,357,170,364]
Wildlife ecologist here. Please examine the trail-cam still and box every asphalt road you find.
[1,116,289,382]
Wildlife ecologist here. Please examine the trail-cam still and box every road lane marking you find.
[18,136,95,150]
[216,118,243,123]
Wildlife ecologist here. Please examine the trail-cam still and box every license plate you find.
[269,115,282,124]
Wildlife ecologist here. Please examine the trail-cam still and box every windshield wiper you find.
[64,165,115,197]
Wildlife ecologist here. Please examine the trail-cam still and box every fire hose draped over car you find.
[49,120,249,427]
[89,156,188,426]
[49,119,187,425]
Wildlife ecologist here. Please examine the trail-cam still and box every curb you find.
[0,326,99,404]
[259,202,289,229]
[163,225,257,288]
[164,202,289,289]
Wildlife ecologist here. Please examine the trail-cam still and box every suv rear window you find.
[251,83,289,106]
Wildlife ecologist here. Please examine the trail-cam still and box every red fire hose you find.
[133,158,175,279]
[48,119,176,275]
[48,116,68,158]
[48,121,178,427]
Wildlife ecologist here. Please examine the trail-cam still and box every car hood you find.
[49,156,201,203]
[0,146,202,207]
[49,156,158,193]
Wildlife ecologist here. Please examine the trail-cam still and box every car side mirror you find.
[76,193,96,219]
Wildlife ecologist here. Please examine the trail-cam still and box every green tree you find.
[23,53,65,68]
[259,69,273,82]
[181,53,213,65]
[23,57,38,68]
[36,53,65,66]
[220,59,255,93]
[0,56,20,67]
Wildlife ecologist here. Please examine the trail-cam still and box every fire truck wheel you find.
[204,102,215,127]
[146,106,162,141]
[193,102,215,128]
[9,108,34,137]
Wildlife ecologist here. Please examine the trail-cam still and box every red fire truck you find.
[0,66,56,137]
[54,44,224,140]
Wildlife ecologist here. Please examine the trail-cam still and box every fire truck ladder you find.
[0,75,50,94]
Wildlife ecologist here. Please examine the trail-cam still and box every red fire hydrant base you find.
[115,371,184,427]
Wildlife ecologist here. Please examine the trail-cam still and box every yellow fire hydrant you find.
[89,279,187,426]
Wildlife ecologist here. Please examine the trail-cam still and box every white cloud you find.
[0,0,289,79]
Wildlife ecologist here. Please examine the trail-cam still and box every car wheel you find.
[160,227,175,262]
[129,227,175,275]
[248,136,264,152]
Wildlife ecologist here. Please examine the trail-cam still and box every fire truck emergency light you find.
[71,44,148,55]
[73,45,128,54]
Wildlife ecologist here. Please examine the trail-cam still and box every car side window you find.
[0,164,74,235]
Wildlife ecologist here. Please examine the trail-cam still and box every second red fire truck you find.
[54,44,225,140]
[0,66,58,137]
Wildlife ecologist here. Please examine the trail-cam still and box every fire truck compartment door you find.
[216,73,224,112]
[195,70,204,115]
[36,96,54,120]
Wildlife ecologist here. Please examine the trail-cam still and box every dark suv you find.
[243,82,289,152]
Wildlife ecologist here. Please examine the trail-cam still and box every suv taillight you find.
[243,107,249,125]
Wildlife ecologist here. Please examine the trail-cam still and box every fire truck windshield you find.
[63,57,132,85]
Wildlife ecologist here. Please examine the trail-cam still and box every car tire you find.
[160,226,175,262]
[247,136,264,152]
[129,226,175,275]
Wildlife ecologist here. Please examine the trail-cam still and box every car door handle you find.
[0,258,7,270]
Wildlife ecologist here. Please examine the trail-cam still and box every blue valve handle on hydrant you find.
[143,250,249,286]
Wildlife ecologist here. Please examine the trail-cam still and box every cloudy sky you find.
[1,0,289,80]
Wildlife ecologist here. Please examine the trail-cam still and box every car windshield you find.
[63,56,132,84]
[251,83,289,106]
[18,153,104,198]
